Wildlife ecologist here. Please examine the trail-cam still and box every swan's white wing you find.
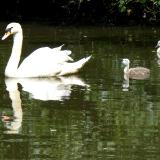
[26,47,73,63]
[17,47,73,77]
[29,46,71,58]
[52,50,73,61]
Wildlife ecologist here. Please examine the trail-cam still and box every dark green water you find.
[0,23,160,159]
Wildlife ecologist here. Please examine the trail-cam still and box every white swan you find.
[2,22,92,77]
[122,58,150,80]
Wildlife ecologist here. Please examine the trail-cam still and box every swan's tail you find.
[77,55,92,68]
[58,55,92,76]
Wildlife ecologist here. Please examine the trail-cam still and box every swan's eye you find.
[5,27,13,33]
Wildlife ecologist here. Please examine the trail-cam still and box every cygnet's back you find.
[129,67,150,79]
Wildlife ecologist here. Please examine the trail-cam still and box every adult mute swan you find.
[2,22,92,77]
[122,58,150,80]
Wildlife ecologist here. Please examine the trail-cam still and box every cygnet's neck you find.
[124,63,129,74]
[5,31,23,77]
[157,48,160,58]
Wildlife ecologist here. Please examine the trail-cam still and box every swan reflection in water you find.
[2,76,89,133]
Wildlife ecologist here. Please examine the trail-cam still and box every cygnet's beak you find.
[1,31,11,40]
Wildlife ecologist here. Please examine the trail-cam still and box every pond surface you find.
[0,22,160,159]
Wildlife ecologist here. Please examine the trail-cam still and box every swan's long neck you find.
[5,31,23,77]
[124,63,129,74]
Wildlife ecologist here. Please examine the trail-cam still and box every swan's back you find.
[21,47,73,64]
[129,67,150,79]
[17,47,74,77]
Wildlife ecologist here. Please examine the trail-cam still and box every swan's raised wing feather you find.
[17,47,74,77]
[51,44,64,51]
[20,47,73,65]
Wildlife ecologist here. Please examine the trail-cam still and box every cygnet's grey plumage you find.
[122,58,150,80]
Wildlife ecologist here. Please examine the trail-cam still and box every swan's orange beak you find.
[2,31,11,40]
